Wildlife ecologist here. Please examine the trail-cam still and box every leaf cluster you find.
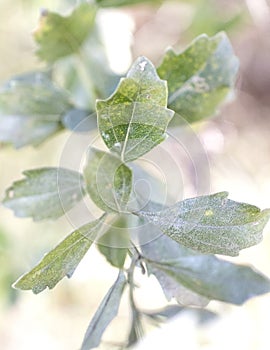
[1,2,270,349]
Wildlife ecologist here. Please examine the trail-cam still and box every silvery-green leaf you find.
[81,271,126,350]
[141,224,270,305]
[83,148,132,212]
[34,4,97,63]
[97,215,129,268]
[140,224,209,306]
[0,72,71,147]
[157,32,239,123]
[97,56,174,162]
[152,254,270,305]
[3,167,85,221]
[137,192,270,256]
[13,217,105,294]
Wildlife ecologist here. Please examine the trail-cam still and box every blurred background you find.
[1,0,270,349]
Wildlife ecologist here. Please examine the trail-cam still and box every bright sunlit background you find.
[1,0,270,349]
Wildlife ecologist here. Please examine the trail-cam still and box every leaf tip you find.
[130,56,155,76]
[11,280,20,291]
[260,208,270,223]
[2,186,14,203]
[214,191,229,198]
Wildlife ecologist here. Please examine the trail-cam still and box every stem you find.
[130,241,146,275]
[127,254,138,309]
[126,252,144,346]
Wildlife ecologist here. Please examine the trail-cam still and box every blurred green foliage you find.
[185,0,246,37]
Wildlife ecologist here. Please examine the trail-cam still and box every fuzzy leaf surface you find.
[140,224,209,306]
[151,254,270,305]
[3,168,85,221]
[97,56,174,162]
[157,32,239,123]
[14,217,105,294]
[141,224,270,305]
[137,192,270,256]
[81,271,126,350]
[0,72,71,147]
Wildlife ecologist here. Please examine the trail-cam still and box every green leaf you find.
[81,271,126,350]
[14,217,105,294]
[83,148,132,212]
[97,56,174,162]
[140,224,209,306]
[97,215,129,268]
[34,4,97,63]
[157,32,239,123]
[141,224,270,305]
[152,254,270,305]
[95,0,162,7]
[137,192,270,256]
[3,168,85,221]
[0,72,71,148]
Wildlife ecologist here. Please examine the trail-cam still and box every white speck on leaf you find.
[101,131,110,141]
[190,76,210,93]
[139,61,147,71]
